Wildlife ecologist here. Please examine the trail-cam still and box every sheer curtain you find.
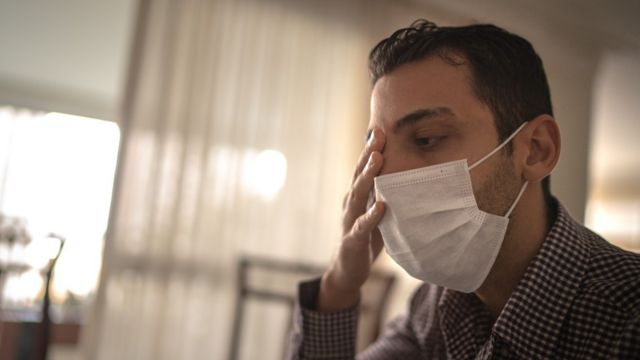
[83,0,378,358]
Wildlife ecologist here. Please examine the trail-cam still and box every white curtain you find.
[82,0,383,358]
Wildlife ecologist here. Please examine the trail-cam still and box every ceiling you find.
[0,0,136,120]
[415,0,640,51]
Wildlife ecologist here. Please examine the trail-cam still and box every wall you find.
[0,0,136,121]
[587,51,640,249]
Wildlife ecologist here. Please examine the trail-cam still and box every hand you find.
[318,128,386,312]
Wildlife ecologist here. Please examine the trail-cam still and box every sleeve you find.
[286,278,425,360]
[286,277,359,360]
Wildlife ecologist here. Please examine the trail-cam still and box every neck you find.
[475,187,551,320]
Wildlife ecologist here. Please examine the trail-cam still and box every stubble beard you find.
[474,153,522,218]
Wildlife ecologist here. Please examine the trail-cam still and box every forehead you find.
[369,55,493,132]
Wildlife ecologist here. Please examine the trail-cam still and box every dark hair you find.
[369,19,553,202]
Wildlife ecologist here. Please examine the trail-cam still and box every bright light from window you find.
[3,270,43,305]
[24,236,63,269]
[0,106,120,302]
[586,198,640,251]
[241,149,287,200]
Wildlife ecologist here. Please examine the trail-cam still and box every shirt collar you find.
[491,199,590,358]
[438,289,493,358]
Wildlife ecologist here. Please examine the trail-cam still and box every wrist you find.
[318,270,361,312]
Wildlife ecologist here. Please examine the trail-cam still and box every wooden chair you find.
[228,255,395,359]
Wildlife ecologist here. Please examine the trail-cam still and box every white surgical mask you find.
[374,123,528,292]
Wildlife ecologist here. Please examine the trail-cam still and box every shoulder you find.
[579,227,640,313]
[528,217,640,356]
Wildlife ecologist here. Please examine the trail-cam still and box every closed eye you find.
[415,136,443,148]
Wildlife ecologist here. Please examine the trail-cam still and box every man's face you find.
[369,55,521,216]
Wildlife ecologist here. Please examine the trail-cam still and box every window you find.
[0,106,120,319]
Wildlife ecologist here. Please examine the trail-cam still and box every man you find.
[287,19,640,359]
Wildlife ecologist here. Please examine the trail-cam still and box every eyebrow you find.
[392,107,454,133]
[365,106,455,143]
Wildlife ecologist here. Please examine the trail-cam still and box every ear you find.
[514,115,561,183]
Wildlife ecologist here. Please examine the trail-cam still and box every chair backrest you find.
[228,255,395,359]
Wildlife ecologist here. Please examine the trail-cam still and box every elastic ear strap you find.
[506,181,528,217]
[469,122,528,171]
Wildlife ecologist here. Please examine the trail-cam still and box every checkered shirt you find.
[287,200,640,359]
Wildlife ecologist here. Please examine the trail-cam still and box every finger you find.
[352,128,385,183]
[344,151,383,227]
[352,151,383,212]
[346,202,385,248]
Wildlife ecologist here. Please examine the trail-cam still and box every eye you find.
[415,136,442,148]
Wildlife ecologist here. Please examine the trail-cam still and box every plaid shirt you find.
[287,200,640,359]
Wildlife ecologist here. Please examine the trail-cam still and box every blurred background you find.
[0,0,638,359]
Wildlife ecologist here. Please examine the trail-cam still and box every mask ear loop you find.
[469,122,528,171]
[505,181,528,217]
